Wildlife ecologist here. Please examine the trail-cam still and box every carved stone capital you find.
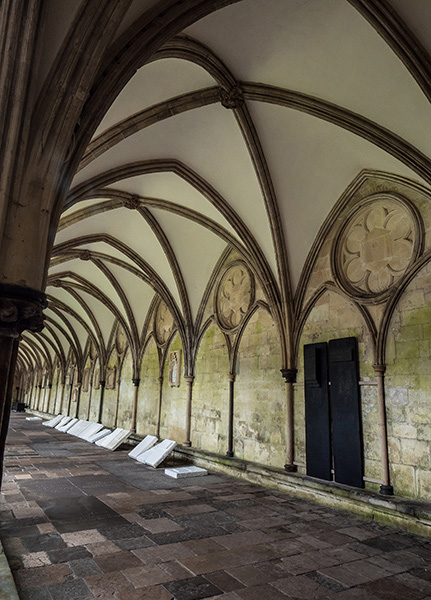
[219,86,244,109]
[227,373,236,382]
[122,196,141,210]
[281,368,297,384]
[0,284,47,338]
[373,364,386,376]
[184,375,194,385]
[132,378,140,386]
[99,380,106,388]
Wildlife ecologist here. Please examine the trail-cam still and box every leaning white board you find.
[96,428,131,450]
[54,416,72,429]
[95,427,122,447]
[79,422,103,441]
[128,435,158,460]
[165,466,207,479]
[67,420,91,437]
[136,439,177,468]
[58,417,78,432]
[42,414,63,428]
[88,428,111,443]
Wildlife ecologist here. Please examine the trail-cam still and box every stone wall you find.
[386,260,431,500]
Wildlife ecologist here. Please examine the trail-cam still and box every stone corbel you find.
[0,284,47,338]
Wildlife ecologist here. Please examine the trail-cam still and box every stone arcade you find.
[1,0,431,543]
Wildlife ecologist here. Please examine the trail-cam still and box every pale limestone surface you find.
[136,439,177,468]
[96,428,131,450]
[67,420,91,437]
[95,427,122,447]
[54,416,72,429]
[79,422,103,440]
[128,435,158,460]
[165,466,207,478]
[88,428,111,443]
[57,418,78,432]
[42,414,62,428]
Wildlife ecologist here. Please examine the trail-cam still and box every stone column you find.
[374,364,394,495]
[156,376,163,438]
[45,383,53,413]
[0,284,46,487]
[97,380,106,424]
[183,375,194,447]
[131,378,140,433]
[281,368,297,472]
[0,338,19,487]
[74,383,82,418]
[36,385,43,411]
[226,373,235,457]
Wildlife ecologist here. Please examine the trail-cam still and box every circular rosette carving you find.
[216,263,255,332]
[154,300,175,346]
[333,194,422,301]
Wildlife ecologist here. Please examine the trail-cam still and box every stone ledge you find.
[173,446,431,538]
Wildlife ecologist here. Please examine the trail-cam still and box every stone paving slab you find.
[1,414,431,600]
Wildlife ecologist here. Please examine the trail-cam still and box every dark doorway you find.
[304,337,363,488]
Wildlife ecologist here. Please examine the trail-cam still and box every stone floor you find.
[0,415,430,600]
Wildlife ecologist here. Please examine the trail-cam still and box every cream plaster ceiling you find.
[28,0,431,373]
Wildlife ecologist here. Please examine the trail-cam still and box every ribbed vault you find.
[19,0,431,387]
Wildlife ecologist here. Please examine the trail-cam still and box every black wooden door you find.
[304,342,331,481]
[304,337,363,488]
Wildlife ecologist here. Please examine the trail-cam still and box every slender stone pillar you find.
[226,373,236,457]
[45,383,53,413]
[97,380,106,423]
[281,368,297,472]
[36,385,43,411]
[156,376,163,438]
[131,378,140,433]
[374,364,394,495]
[74,383,82,418]
[183,375,194,447]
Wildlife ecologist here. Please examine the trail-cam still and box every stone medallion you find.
[115,326,128,354]
[154,300,175,346]
[333,194,422,301]
[215,263,254,331]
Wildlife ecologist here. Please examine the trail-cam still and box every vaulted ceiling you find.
[18,0,431,376]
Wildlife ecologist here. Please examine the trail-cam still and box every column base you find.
[284,463,297,473]
[226,450,234,458]
[379,484,394,496]
[183,441,192,448]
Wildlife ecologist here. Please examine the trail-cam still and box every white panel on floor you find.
[95,427,122,447]
[102,429,131,450]
[165,466,208,479]
[67,420,91,437]
[58,418,78,432]
[42,414,63,428]
[79,422,103,441]
[128,435,158,460]
[54,416,72,429]
[26,417,42,421]
[136,439,177,468]
[88,428,111,443]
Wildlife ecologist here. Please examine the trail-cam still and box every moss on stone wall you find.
[137,337,160,436]
[116,348,134,430]
[160,333,188,442]
[234,307,286,468]
[386,261,431,501]
[192,323,229,454]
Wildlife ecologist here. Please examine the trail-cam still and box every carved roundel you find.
[154,300,175,346]
[115,326,128,354]
[332,194,422,301]
[215,263,255,332]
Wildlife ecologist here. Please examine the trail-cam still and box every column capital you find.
[132,378,140,386]
[184,375,194,384]
[0,284,47,338]
[227,373,236,382]
[99,380,106,388]
[281,368,297,384]
[158,376,164,384]
[373,364,386,375]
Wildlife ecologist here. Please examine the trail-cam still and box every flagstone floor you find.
[1,414,430,600]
